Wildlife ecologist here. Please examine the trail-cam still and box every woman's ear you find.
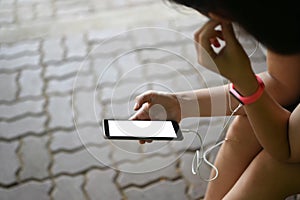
[208,12,231,24]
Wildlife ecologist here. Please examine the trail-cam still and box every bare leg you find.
[204,115,262,200]
[223,150,300,199]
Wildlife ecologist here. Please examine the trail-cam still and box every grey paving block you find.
[52,145,111,175]
[0,40,39,57]
[19,135,50,180]
[0,55,40,71]
[46,74,94,94]
[0,180,51,200]
[42,38,64,63]
[0,115,47,139]
[0,141,19,185]
[0,73,17,101]
[48,96,74,129]
[52,175,85,200]
[116,154,179,174]
[0,8,14,24]
[45,60,90,79]
[85,169,121,200]
[117,155,179,187]
[35,3,53,19]
[65,34,87,58]
[0,99,44,119]
[87,27,127,43]
[124,179,188,200]
[51,126,106,151]
[19,68,44,97]
[17,6,35,22]
[73,90,103,125]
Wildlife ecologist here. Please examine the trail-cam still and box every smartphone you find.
[102,119,183,141]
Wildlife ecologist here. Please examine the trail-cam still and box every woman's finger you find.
[134,91,154,111]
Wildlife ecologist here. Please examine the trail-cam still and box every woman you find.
[131,0,300,199]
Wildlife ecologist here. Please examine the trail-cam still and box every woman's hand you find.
[194,20,255,85]
[130,90,181,144]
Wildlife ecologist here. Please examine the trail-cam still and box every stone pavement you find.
[1,0,298,200]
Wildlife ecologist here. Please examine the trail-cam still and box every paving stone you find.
[92,57,119,85]
[52,175,85,200]
[0,99,44,119]
[55,1,90,17]
[0,115,47,139]
[87,27,127,43]
[0,8,14,24]
[116,154,179,174]
[51,126,105,151]
[52,145,111,175]
[85,169,121,200]
[0,180,51,200]
[65,34,87,58]
[90,38,132,57]
[0,73,17,101]
[19,68,44,97]
[46,74,94,94]
[17,5,35,22]
[180,153,207,200]
[45,60,89,78]
[19,135,50,180]
[117,154,179,187]
[124,179,188,200]
[0,40,39,57]
[110,140,142,163]
[42,37,64,63]
[73,90,103,125]
[102,101,134,120]
[0,55,40,71]
[0,141,19,185]
[35,3,53,19]
[48,96,74,129]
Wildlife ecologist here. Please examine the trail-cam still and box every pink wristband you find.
[229,75,265,105]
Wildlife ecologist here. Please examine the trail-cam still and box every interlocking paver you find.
[52,175,85,200]
[51,126,106,152]
[52,145,111,175]
[0,141,19,185]
[0,55,40,71]
[73,90,102,125]
[17,5,35,22]
[124,179,188,200]
[0,180,51,200]
[45,61,89,79]
[0,73,17,101]
[35,3,53,19]
[0,115,47,139]
[42,37,64,63]
[19,68,44,97]
[46,74,94,94]
[0,8,14,24]
[117,155,179,187]
[85,169,121,200]
[0,99,44,119]
[48,96,73,129]
[0,40,39,57]
[19,135,50,180]
[65,34,87,59]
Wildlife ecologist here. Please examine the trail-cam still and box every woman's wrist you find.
[230,73,259,97]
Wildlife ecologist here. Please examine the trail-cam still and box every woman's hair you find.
[169,0,300,55]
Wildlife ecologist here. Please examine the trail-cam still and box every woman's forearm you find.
[175,84,245,118]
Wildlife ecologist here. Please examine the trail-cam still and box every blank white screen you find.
[108,120,177,138]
